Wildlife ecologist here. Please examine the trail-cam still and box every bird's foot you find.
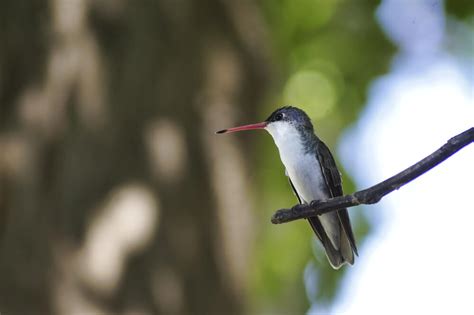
[309,200,321,208]
[291,204,306,213]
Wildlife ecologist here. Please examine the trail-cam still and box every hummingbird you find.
[217,106,357,269]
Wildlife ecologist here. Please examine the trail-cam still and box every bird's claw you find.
[291,204,306,213]
[310,200,321,208]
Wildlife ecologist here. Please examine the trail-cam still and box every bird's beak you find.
[216,122,267,134]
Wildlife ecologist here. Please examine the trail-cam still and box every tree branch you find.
[271,127,474,224]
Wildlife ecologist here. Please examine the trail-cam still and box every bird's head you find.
[216,106,313,137]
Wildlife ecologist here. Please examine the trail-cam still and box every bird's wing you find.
[315,140,358,255]
[286,173,302,204]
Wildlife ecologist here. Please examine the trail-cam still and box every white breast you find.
[265,122,327,202]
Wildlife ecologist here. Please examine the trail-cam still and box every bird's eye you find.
[275,113,283,121]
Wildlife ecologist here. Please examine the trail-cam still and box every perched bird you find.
[217,106,357,269]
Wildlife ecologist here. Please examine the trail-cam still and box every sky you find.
[319,0,474,313]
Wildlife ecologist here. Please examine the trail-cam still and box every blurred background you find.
[0,0,472,314]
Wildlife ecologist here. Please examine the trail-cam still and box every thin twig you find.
[271,127,474,224]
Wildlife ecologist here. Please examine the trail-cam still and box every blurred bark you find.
[0,0,269,314]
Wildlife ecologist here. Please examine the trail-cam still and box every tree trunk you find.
[0,1,269,314]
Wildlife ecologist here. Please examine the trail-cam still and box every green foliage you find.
[446,0,474,19]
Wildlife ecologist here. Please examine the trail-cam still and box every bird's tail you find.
[307,217,354,269]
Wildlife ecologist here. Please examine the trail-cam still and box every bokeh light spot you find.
[283,70,337,120]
